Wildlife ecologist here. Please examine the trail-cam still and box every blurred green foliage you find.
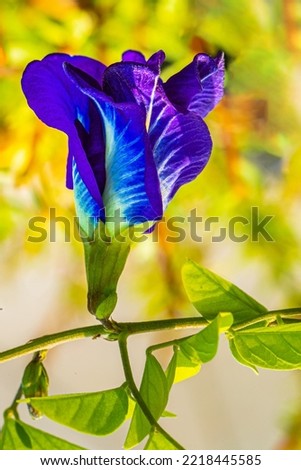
[1,0,301,445]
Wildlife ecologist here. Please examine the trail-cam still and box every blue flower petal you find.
[65,63,163,226]
[149,96,212,209]
[164,52,225,118]
[74,101,106,195]
[146,50,165,74]
[121,50,165,73]
[22,50,221,230]
[21,53,105,133]
[73,160,105,234]
[102,61,161,131]
[21,53,106,207]
[102,61,212,210]
[122,50,146,63]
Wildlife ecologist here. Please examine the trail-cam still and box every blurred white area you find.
[0,239,297,450]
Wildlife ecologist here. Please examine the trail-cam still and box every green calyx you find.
[81,222,131,320]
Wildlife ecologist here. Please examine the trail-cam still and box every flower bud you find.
[22,352,49,419]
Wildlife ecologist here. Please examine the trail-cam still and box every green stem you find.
[0,318,207,364]
[118,334,184,450]
[0,325,107,364]
[147,339,183,354]
[119,317,208,334]
[232,308,301,331]
[4,385,23,420]
[269,308,301,316]
[1,308,300,364]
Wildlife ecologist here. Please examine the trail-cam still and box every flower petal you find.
[102,61,161,132]
[102,61,212,210]
[65,63,163,226]
[72,159,105,233]
[148,89,212,209]
[74,101,106,195]
[122,50,146,64]
[21,53,106,206]
[21,53,105,133]
[103,62,156,108]
[146,50,165,74]
[68,127,105,214]
[163,52,225,118]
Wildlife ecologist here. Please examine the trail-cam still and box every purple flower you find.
[21,50,224,233]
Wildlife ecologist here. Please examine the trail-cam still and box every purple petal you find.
[102,61,163,135]
[122,50,146,64]
[68,127,105,219]
[74,101,106,195]
[103,50,165,109]
[21,53,105,133]
[65,63,163,225]
[147,50,165,74]
[163,52,225,118]
[71,55,106,83]
[72,159,105,233]
[102,61,212,209]
[21,53,106,206]
[102,62,157,110]
[121,50,165,73]
[148,85,212,209]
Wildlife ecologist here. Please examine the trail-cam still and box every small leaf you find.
[28,386,128,436]
[182,260,267,324]
[125,395,136,420]
[228,338,258,373]
[0,418,83,450]
[168,349,201,384]
[165,349,177,392]
[175,312,233,363]
[166,313,233,386]
[231,323,301,370]
[144,428,181,450]
[124,354,168,449]
[161,410,177,418]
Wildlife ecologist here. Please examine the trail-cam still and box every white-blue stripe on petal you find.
[84,96,157,226]
[72,159,103,234]
[64,62,164,230]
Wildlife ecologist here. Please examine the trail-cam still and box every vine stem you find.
[4,385,23,420]
[1,308,300,364]
[118,334,184,450]
[0,317,208,364]
[231,308,301,331]
[0,325,106,364]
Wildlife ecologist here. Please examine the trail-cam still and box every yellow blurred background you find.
[1,0,301,449]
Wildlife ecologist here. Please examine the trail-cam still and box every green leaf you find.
[28,386,128,436]
[168,348,201,384]
[182,260,267,324]
[144,428,180,450]
[165,349,177,392]
[176,312,233,363]
[0,417,83,450]
[161,410,177,418]
[228,338,258,373]
[125,395,136,420]
[124,354,168,449]
[166,313,233,385]
[231,323,301,370]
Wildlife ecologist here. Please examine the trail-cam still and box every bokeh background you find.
[1,0,301,449]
